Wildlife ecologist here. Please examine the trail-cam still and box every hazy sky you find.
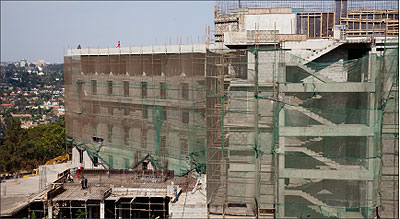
[1,1,215,63]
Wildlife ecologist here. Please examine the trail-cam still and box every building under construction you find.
[2,0,398,218]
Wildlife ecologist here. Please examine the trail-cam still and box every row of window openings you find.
[92,105,189,123]
[88,80,189,100]
[106,126,188,154]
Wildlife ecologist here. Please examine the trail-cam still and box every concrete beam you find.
[279,125,374,136]
[280,82,375,93]
[280,168,373,180]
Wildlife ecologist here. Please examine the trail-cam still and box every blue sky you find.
[1,1,215,63]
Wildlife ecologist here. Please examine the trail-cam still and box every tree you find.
[0,118,26,173]
[31,211,36,219]
[0,117,66,173]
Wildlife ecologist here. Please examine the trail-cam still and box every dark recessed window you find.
[91,80,97,95]
[182,111,189,124]
[181,83,189,100]
[123,81,129,97]
[141,82,147,98]
[107,81,113,95]
[143,105,148,119]
[160,82,166,99]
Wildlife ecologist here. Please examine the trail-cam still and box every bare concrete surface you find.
[170,174,207,218]
[0,162,72,215]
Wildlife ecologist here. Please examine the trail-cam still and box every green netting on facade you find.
[64,39,398,218]
[206,39,398,218]
[64,51,207,176]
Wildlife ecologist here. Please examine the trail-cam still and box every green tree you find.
[0,118,26,173]
[31,211,36,219]
[0,117,66,173]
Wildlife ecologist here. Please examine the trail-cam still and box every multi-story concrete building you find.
[8,0,394,218]
[206,1,398,218]
[64,45,215,176]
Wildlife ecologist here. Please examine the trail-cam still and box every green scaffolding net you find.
[64,38,398,218]
[206,39,398,218]
[64,51,207,176]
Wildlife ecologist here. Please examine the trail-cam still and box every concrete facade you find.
[61,2,399,218]
[65,50,210,176]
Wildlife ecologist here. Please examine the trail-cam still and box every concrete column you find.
[277,108,285,218]
[366,51,378,218]
[48,206,53,219]
[100,201,105,219]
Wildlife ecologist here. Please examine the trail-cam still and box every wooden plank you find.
[320,12,323,38]
[307,14,310,39]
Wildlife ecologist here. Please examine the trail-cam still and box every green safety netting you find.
[64,38,398,218]
[205,40,398,218]
[64,52,207,176]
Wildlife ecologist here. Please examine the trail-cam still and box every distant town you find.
[0,59,64,135]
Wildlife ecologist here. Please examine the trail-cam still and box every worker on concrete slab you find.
[76,167,84,178]
[172,182,178,201]
[76,167,80,178]
[192,171,201,194]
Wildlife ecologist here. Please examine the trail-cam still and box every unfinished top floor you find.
[214,0,399,43]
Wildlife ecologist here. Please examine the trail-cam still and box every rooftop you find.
[66,44,223,56]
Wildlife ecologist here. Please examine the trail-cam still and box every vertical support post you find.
[88,205,92,219]
[366,49,378,218]
[277,109,286,218]
[149,197,151,219]
[119,201,122,219]
[70,200,72,219]
[254,49,260,218]
[114,201,117,219]
[48,206,53,219]
[276,52,286,217]
[163,197,165,219]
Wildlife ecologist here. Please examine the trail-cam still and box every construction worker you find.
[76,167,81,178]
[76,166,84,178]
[192,171,201,194]
[171,182,178,201]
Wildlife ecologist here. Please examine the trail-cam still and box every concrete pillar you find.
[277,108,286,218]
[48,206,53,219]
[100,201,105,219]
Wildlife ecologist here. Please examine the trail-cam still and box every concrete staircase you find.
[285,147,341,169]
[285,146,364,170]
[284,104,336,126]
[286,95,319,106]
[285,137,323,147]
[295,64,334,83]
[306,41,343,62]
[287,41,345,83]
[285,190,363,218]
